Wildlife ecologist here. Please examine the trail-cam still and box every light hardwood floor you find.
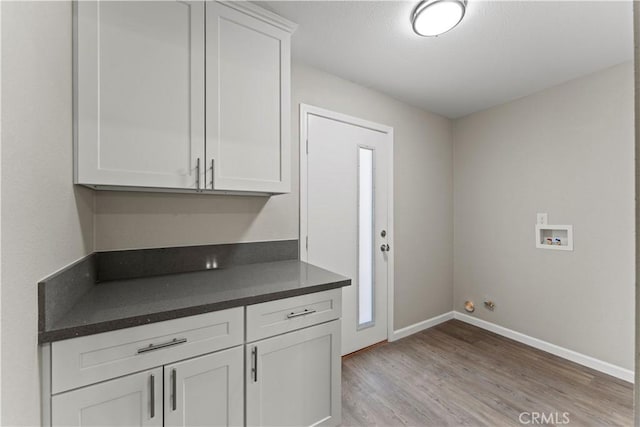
[342,319,633,426]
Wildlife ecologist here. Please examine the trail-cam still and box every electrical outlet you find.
[536,213,548,225]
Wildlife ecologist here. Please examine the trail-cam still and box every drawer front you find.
[52,307,243,394]
[246,289,341,342]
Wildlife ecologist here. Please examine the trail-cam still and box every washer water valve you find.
[464,301,475,313]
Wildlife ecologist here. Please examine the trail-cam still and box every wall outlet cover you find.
[536,213,548,225]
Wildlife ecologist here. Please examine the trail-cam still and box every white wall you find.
[1,2,94,424]
[0,2,4,421]
[453,62,635,370]
[634,3,639,415]
[94,191,297,250]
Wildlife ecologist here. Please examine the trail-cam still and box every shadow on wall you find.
[94,191,269,215]
[93,191,273,250]
[73,185,95,253]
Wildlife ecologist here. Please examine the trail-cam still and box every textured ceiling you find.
[260,1,633,118]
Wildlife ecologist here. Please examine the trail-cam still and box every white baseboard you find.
[390,311,454,341]
[453,311,634,383]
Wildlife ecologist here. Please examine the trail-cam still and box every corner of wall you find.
[632,0,640,421]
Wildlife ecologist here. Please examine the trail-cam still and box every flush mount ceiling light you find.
[411,0,467,37]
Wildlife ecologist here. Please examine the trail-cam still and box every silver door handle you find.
[137,338,187,354]
[380,244,390,252]
[286,308,316,319]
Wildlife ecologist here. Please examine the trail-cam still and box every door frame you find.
[299,103,395,344]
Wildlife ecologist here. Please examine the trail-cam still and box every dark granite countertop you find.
[39,259,350,343]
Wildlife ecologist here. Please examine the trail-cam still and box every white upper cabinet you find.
[74,1,205,190]
[205,2,294,193]
[74,1,295,195]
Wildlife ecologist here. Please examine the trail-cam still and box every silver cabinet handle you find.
[196,158,201,191]
[251,347,258,382]
[137,338,187,354]
[287,308,316,319]
[171,368,177,411]
[149,374,155,418]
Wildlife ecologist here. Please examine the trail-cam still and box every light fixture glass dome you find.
[411,0,466,37]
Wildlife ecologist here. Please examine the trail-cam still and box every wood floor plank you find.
[341,320,633,426]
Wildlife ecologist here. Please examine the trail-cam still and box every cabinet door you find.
[246,320,341,427]
[205,2,291,193]
[75,1,205,190]
[164,346,244,427]
[51,368,162,427]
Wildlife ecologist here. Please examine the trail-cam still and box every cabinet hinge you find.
[306,139,309,154]
[305,236,308,250]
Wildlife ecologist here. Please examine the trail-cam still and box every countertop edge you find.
[39,278,350,344]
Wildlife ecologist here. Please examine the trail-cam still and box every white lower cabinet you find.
[246,320,341,427]
[52,367,163,426]
[165,347,244,427]
[52,347,243,427]
[45,290,342,427]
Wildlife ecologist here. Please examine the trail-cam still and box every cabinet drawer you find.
[246,289,341,342]
[52,367,163,427]
[52,307,243,394]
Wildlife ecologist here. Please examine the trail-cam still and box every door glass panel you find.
[358,147,374,327]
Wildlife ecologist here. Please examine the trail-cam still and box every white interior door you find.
[302,106,393,355]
